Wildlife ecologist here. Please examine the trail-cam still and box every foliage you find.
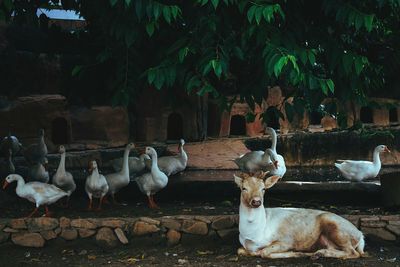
[2,0,400,127]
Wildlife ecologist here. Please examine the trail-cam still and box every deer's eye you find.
[262,188,266,192]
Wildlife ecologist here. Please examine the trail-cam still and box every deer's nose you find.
[251,199,262,208]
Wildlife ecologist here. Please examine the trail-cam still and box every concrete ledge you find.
[0,214,399,248]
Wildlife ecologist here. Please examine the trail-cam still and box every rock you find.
[380,215,400,221]
[100,219,126,229]
[181,220,208,235]
[11,233,45,247]
[361,227,397,241]
[211,216,235,230]
[161,218,181,231]
[96,227,119,248]
[166,229,181,246]
[10,219,27,229]
[40,230,57,240]
[139,217,160,226]
[386,225,400,236]
[28,217,59,232]
[54,227,62,235]
[70,219,97,229]
[60,228,78,240]
[114,228,129,245]
[0,223,6,231]
[59,217,71,228]
[194,216,212,224]
[0,232,10,243]
[360,220,386,228]
[3,227,19,233]
[132,221,160,236]
[79,229,97,238]
[388,220,400,226]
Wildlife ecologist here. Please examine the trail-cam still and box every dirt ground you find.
[0,235,399,267]
[0,194,396,219]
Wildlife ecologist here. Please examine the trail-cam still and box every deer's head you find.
[234,172,280,209]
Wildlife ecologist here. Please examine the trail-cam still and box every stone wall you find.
[0,214,398,248]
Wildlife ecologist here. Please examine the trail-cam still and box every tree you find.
[2,0,400,127]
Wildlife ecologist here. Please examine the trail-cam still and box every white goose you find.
[3,174,68,217]
[335,145,390,182]
[233,127,281,173]
[105,143,135,204]
[52,145,76,206]
[85,160,109,210]
[145,139,188,176]
[265,148,286,177]
[135,147,168,209]
[111,151,149,174]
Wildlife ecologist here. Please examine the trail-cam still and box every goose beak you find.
[3,180,9,189]
[384,147,391,153]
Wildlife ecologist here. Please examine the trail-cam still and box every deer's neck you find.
[239,201,267,237]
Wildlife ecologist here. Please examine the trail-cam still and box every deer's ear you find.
[264,175,281,189]
[257,171,269,180]
[234,174,243,188]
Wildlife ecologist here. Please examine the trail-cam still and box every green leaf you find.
[178,47,189,63]
[354,57,364,75]
[262,6,273,23]
[355,15,363,31]
[308,51,316,65]
[247,5,257,23]
[202,62,212,76]
[146,22,155,36]
[233,46,244,60]
[211,59,222,78]
[153,3,161,19]
[211,0,219,9]
[124,0,131,7]
[134,0,143,20]
[364,15,374,32]
[273,56,288,77]
[320,80,328,95]
[163,6,171,24]
[299,50,307,65]
[154,70,165,90]
[71,65,83,76]
[245,112,256,123]
[110,0,118,7]
[147,68,156,84]
[342,54,353,74]
[326,79,334,93]
[255,7,263,25]
[267,53,280,77]
[308,75,318,89]
[171,6,179,19]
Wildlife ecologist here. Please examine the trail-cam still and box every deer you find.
[234,172,365,259]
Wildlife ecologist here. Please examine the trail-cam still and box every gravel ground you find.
[0,236,399,266]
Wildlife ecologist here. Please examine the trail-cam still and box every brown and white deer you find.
[234,172,365,259]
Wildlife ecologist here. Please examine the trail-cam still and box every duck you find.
[145,139,188,176]
[0,132,22,158]
[85,160,109,210]
[135,146,168,209]
[29,158,49,183]
[335,145,390,182]
[105,143,135,204]
[23,129,48,164]
[52,145,76,206]
[264,148,286,177]
[3,174,68,217]
[111,151,149,175]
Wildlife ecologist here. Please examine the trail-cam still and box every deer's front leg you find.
[237,247,260,257]
[259,242,292,258]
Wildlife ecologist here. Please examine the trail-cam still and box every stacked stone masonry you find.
[0,215,399,248]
